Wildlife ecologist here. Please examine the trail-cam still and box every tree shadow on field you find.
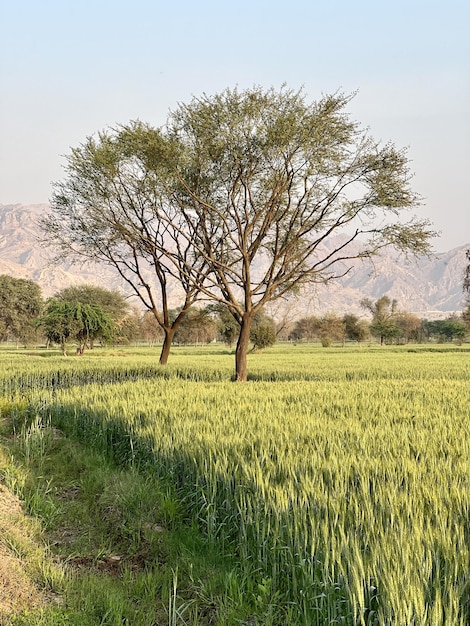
[37,399,357,624]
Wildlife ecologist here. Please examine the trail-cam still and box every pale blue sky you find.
[1,0,468,251]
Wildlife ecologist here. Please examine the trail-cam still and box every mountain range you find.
[0,203,468,320]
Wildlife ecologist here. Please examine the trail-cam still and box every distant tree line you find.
[0,274,468,354]
[287,302,467,346]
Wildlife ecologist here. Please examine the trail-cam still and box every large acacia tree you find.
[41,122,209,364]
[162,87,435,379]
[43,86,435,379]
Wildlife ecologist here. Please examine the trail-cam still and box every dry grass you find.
[0,484,52,619]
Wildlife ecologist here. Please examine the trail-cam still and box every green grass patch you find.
[0,408,274,625]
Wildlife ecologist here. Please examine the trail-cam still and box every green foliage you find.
[288,315,321,342]
[423,317,467,342]
[361,295,400,344]
[290,314,354,345]
[55,284,136,346]
[55,284,128,322]
[173,307,217,345]
[318,313,345,347]
[1,393,280,626]
[38,299,114,355]
[0,275,43,344]
[140,310,164,345]
[394,311,423,343]
[211,304,240,347]
[249,311,277,351]
[37,300,80,354]
[343,313,369,343]
[168,86,436,378]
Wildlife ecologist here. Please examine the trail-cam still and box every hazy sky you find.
[1,0,469,251]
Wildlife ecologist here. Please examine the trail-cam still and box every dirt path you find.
[0,484,51,620]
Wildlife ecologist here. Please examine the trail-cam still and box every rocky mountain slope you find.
[1,203,468,319]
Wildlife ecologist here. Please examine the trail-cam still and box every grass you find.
[1,407,272,624]
[0,342,469,624]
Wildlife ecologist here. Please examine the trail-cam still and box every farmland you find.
[1,343,470,625]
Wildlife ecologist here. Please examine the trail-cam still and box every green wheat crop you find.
[2,344,469,624]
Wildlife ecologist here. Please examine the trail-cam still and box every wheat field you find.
[3,344,470,625]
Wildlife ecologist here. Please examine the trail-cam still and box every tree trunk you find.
[235,314,253,382]
[159,327,175,365]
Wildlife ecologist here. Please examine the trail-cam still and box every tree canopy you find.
[423,318,467,343]
[39,299,114,355]
[41,123,209,365]
[361,296,400,345]
[173,306,217,345]
[54,284,129,346]
[164,87,435,378]
[249,310,277,351]
[343,314,369,344]
[42,85,436,380]
[0,275,43,344]
[55,285,128,321]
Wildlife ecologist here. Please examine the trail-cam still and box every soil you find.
[0,484,51,620]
